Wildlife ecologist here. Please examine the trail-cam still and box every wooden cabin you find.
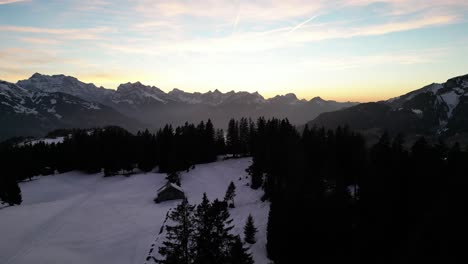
[154,182,185,203]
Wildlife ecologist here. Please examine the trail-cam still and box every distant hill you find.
[308,73,468,142]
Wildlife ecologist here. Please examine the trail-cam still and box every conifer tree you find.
[248,163,263,190]
[215,129,226,155]
[204,119,216,162]
[137,129,157,172]
[193,193,212,264]
[207,199,235,263]
[224,181,236,208]
[239,118,250,156]
[227,119,240,157]
[228,236,254,264]
[158,198,195,264]
[0,176,22,206]
[243,214,257,244]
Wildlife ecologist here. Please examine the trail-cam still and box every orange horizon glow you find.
[1,1,468,102]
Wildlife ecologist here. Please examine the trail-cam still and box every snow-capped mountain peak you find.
[268,93,302,105]
[113,82,169,104]
[17,73,114,103]
[168,88,266,106]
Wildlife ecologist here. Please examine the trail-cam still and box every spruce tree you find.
[215,129,226,155]
[224,181,236,208]
[248,163,263,190]
[228,235,254,264]
[204,119,216,162]
[158,198,195,264]
[227,119,240,157]
[208,199,235,263]
[0,177,22,206]
[193,193,212,264]
[243,214,257,244]
[239,118,250,156]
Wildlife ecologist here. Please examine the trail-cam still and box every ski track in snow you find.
[0,158,270,264]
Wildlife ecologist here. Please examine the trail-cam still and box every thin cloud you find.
[288,14,460,43]
[0,25,113,40]
[100,13,460,57]
[0,0,28,4]
[303,48,448,71]
[19,37,62,45]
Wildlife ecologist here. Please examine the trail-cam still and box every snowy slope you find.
[0,158,269,264]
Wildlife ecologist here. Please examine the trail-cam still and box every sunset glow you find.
[1,0,468,102]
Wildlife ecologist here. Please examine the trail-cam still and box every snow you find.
[427,83,443,93]
[83,102,101,110]
[112,99,134,105]
[411,109,423,115]
[454,87,464,93]
[20,137,65,146]
[462,80,468,88]
[141,91,165,103]
[13,105,38,115]
[0,158,269,264]
[17,73,114,104]
[404,83,443,101]
[440,91,460,118]
[47,106,56,113]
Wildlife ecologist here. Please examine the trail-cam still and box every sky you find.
[0,0,468,102]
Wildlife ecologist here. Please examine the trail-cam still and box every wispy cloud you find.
[1,0,467,99]
[19,37,61,45]
[99,12,459,57]
[0,0,28,5]
[0,25,113,40]
[288,14,460,43]
[302,48,448,70]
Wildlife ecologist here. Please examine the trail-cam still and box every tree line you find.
[2,116,466,263]
[0,118,254,206]
[247,118,468,263]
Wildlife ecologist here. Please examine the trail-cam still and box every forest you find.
[1,117,467,263]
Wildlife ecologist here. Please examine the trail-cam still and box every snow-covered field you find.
[0,158,270,264]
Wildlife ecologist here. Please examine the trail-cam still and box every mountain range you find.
[309,73,468,142]
[0,73,356,141]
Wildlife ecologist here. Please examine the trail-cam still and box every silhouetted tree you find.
[243,214,257,244]
[228,236,254,264]
[158,198,195,264]
[224,181,236,208]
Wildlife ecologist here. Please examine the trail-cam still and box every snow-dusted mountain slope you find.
[17,73,114,104]
[111,82,174,106]
[0,79,143,141]
[310,73,468,136]
[0,158,270,264]
[10,73,357,130]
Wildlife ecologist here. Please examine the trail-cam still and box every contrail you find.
[288,15,319,34]
[232,1,241,35]
[233,10,240,33]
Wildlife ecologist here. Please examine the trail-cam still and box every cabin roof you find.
[157,182,184,194]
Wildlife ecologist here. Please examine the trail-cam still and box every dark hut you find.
[154,183,185,203]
